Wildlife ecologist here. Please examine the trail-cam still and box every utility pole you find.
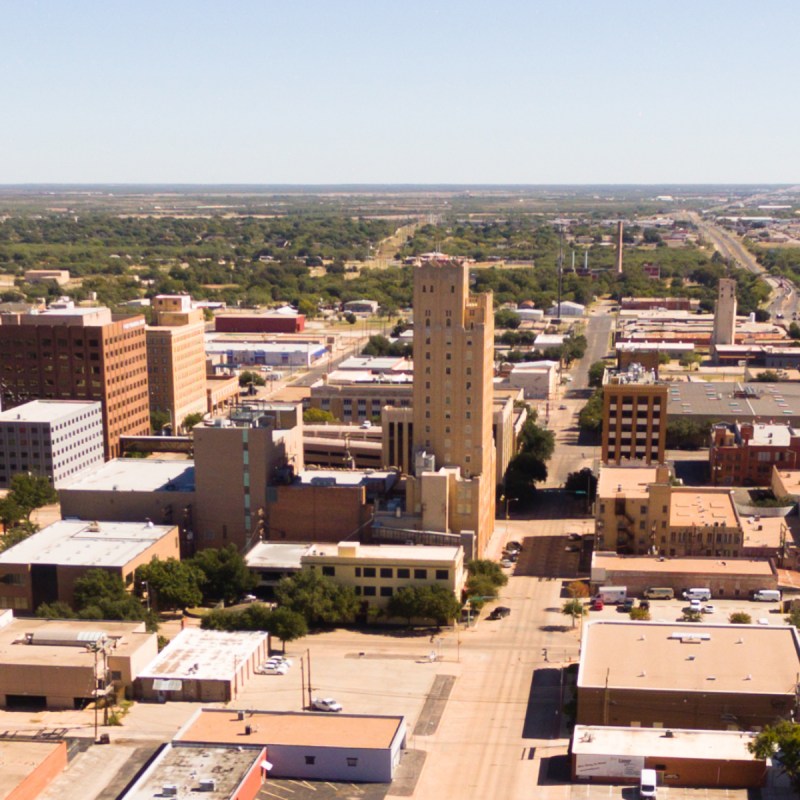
[306,649,313,709]
[300,657,306,710]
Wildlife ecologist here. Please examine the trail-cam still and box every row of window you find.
[319,565,449,580]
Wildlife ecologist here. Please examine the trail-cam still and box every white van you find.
[682,588,712,601]
[753,589,781,602]
[644,587,674,600]
[640,768,657,798]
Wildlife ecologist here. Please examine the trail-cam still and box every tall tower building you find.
[0,302,150,459]
[712,278,737,346]
[601,364,667,466]
[146,295,208,432]
[615,221,624,275]
[406,260,496,557]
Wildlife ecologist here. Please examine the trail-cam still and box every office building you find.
[601,364,667,465]
[0,302,149,459]
[405,259,496,557]
[146,294,208,432]
[710,421,800,485]
[0,399,104,488]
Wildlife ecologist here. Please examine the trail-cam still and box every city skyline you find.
[2,1,799,184]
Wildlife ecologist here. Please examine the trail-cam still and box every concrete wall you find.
[59,488,195,528]
[267,742,393,782]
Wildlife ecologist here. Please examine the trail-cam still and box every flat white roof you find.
[572,725,760,763]
[138,628,267,682]
[296,469,397,486]
[205,340,326,354]
[0,520,175,568]
[0,399,100,424]
[60,458,195,493]
[245,542,311,570]
[742,422,798,447]
[305,542,461,563]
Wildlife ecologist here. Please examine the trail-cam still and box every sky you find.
[1,0,799,185]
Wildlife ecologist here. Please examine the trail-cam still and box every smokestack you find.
[616,221,624,275]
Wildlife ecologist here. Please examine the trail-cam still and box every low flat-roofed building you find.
[136,627,268,703]
[0,399,104,489]
[0,611,157,709]
[175,707,407,782]
[205,340,327,368]
[571,725,766,788]
[506,360,558,399]
[772,466,800,501]
[23,268,70,285]
[590,552,777,598]
[0,519,179,613]
[301,541,465,611]
[118,742,267,800]
[577,620,800,730]
[0,738,68,798]
[740,514,791,564]
[58,458,195,536]
[710,422,800,486]
[245,542,309,596]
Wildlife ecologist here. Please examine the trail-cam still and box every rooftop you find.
[739,422,799,447]
[0,399,101,424]
[667,381,800,421]
[205,340,326,354]
[592,552,775,578]
[604,363,661,386]
[0,740,66,799]
[138,628,267,682]
[325,369,413,385]
[773,468,800,495]
[597,465,661,499]
[337,356,411,372]
[579,620,800,694]
[0,519,177,568]
[245,542,311,570]
[304,541,462,563]
[572,725,761,763]
[741,515,785,550]
[177,707,405,751]
[296,469,398,487]
[120,743,263,800]
[60,458,196,493]
[669,488,738,528]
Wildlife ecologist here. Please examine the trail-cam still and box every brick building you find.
[710,422,800,486]
[0,302,150,458]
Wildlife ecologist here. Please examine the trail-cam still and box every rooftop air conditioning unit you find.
[162,786,177,797]
[198,779,216,792]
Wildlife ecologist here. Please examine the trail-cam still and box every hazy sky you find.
[2,1,798,184]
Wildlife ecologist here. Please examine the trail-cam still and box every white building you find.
[204,339,327,368]
[507,361,559,399]
[0,400,104,488]
[547,300,585,317]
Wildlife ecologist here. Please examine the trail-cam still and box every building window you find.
[355,567,362,577]
[380,586,393,597]
[414,569,427,580]
[347,757,359,767]
[322,566,335,577]
[305,756,316,765]
[363,567,376,578]
[397,568,410,579]
[380,567,393,578]
[363,586,376,596]
[435,569,449,580]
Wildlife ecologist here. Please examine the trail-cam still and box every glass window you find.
[414,569,427,580]
[363,567,376,578]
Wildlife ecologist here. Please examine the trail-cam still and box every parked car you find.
[591,599,604,611]
[689,599,702,611]
[567,532,582,541]
[621,598,635,612]
[639,599,650,610]
[558,404,568,410]
[500,559,514,568]
[506,541,522,552]
[702,604,715,614]
[257,663,289,676]
[312,697,342,712]
[488,606,511,620]
[266,656,293,667]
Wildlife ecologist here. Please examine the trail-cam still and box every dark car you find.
[488,606,511,620]
[506,541,522,552]
[617,598,635,613]
[639,599,650,610]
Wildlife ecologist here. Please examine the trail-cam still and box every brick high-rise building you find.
[0,302,149,459]
[601,363,667,466]
[405,259,496,557]
[146,295,208,432]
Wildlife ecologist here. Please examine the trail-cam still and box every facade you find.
[0,519,180,613]
[0,399,104,488]
[23,269,70,285]
[307,376,412,423]
[547,300,585,317]
[304,424,383,470]
[712,277,737,348]
[205,340,327,368]
[175,707,407,783]
[0,303,150,459]
[146,294,208,432]
[0,612,157,709]
[215,311,305,334]
[710,422,800,485]
[590,552,777,598]
[136,628,269,703]
[596,464,743,556]
[601,365,667,465]
[507,360,558,399]
[343,299,380,314]
[577,620,800,730]
[620,297,694,311]
[406,260,496,557]
[572,726,766,789]
[301,541,465,611]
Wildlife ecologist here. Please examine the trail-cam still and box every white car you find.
[689,599,702,611]
[311,697,342,713]
[266,656,293,668]
[258,662,289,676]
[701,604,715,614]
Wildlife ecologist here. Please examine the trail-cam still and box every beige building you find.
[23,269,70,285]
[146,294,208,431]
[307,378,412,422]
[405,260,496,557]
[0,611,157,709]
[712,277,737,348]
[602,365,667,465]
[596,464,743,556]
[0,519,180,613]
[301,541,465,611]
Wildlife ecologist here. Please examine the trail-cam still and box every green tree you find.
[466,574,500,601]
[562,598,587,628]
[7,472,58,521]
[303,407,337,424]
[182,412,205,430]
[789,323,800,340]
[238,370,266,387]
[0,495,24,530]
[665,419,711,449]
[275,569,359,626]
[150,410,170,433]
[267,606,308,651]
[679,352,702,370]
[578,389,603,433]
[786,606,800,628]
[587,360,607,388]
[748,720,800,792]
[344,312,357,324]
[519,416,555,462]
[494,308,521,329]
[754,370,782,383]
[35,600,75,619]
[0,521,38,553]
[564,468,597,500]
[415,584,462,627]
[135,557,204,612]
[191,545,258,605]
[682,609,702,623]
[387,586,422,625]
[729,611,752,624]
[72,568,154,627]
[504,452,548,501]
[466,559,508,589]
[629,607,651,621]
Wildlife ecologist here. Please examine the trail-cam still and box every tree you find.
[275,569,358,626]
[182,412,205,430]
[682,609,702,623]
[387,586,422,625]
[505,452,548,501]
[71,568,154,627]
[790,323,800,340]
[135,557,204,612]
[754,369,781,383]
[0,495,24,530]
[519,417,555,462]
[0,521,38,553]
[754,308,771,322]
[564,468,597,501]
[578,389,603,433]
[466,559,508,589]
[303,407,337,424]
[562,598,587,628]
[7,472,57,521]
[494,309,521,329]
[267,606,308,651]
[567,580,589,599]
[588,360,607,388]
[679,352,702,370]
[344,312,357,324]
[412,585,461,627]
[665,418,711,450]
[191,545,258,605]
[749,720,800,792]
[729,611,752,624]
[238,370,266,388]
[150,410,170,433]
[466,574,500,601]
[629,607,651,621]
[35,600,75,619]
[786,606,800,628]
